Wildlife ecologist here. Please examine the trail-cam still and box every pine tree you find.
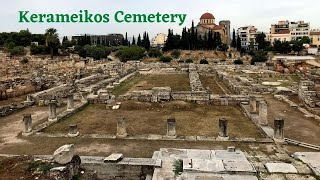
[232,29,237,48]
[132,36,136,45]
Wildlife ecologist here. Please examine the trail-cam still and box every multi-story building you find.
[270,20,310,42]
[289,21,310,40]
[310,30,320,47]
[237,26,258,50]
[151,33,167,48]
[72,34,124,46]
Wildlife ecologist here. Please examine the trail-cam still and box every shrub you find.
[171,49,181,59]
[234,59,243,64]
[173,159,183,177]
[20,57,29,64]
[185,59,193,63]
[148,48,163,57]
[251,51,268,65]
[9,46,25,56]
[160,56,172,63]
[116,45,145,62]
[200,59,208,64]
[178,60,185,63]
[30,44,46,55]
[79,45,112,60]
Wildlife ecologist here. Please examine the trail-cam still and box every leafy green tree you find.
[45,28,60,58]
[255,32,268,50]
[251,51,268,65]
[300,36,310,44]
[116,45,145,62]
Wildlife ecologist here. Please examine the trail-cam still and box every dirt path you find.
[0,105,66,150]
[264,95,320,145]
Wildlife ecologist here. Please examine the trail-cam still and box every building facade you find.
[193,12,230,45]
[270,20,310,43]
[237,26,258,50]
[72,34,124,46]
[151,33,167,48]
[310,30,320,47]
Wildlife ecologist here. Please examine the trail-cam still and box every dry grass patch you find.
[112,74,190,95]
[44,101,263,138]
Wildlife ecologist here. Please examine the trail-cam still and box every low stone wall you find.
[81,157,154,180]
[0,103,29,117]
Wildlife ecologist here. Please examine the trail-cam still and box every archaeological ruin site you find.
[0,49,320,180]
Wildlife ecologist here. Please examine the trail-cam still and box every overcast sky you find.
[1,0,319,39]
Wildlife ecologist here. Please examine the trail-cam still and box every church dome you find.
[200,12,215,19]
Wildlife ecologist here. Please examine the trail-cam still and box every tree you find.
[300,36,310,44]
[236,35,241,51]
[45,28,60,59]
[137,34,142,46]
[255,32,267,50]
[132,36,136,45]
[251,51,268,65]
[291,41,303,53]
[231,29,236,48]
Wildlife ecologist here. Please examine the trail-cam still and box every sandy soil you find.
[0,105,66,150]
[264,94,320,145]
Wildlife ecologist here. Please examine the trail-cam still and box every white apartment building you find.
[290,21,310,40]
[270,20,310,42]
[237,26,258,50]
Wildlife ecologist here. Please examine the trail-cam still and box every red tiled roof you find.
[200,12,215,19]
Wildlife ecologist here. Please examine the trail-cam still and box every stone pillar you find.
[67,94,74,111]
[48,100,58,121]
[68,124,79,137]
[116,117,127,138]
[274,118,284,141]
[259,101,268,125]
[218,118,229,139]
[249,96,257,113]
[22,114,32,133]
[167,117,177,138]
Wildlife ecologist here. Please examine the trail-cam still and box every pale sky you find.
[1,0,319,39]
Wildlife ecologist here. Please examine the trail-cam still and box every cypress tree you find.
[232,29,237,48]
[137,34,142,46]
[132,36,136,45]
[236,35,241,51]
